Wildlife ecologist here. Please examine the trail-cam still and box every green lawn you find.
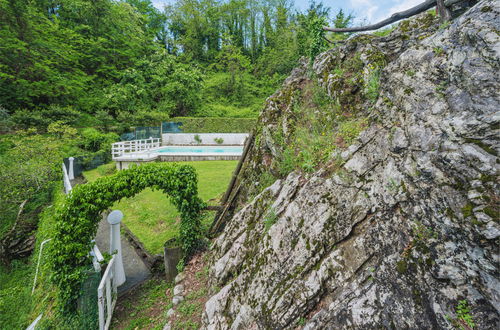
[83,161,237,254]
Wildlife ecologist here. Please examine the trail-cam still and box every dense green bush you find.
[79,128,119,153]
[0,260,33,328]
[49,163,204,313]
[173,117,256,133]
[10,106,81,131]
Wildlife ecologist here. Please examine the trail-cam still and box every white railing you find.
[62,163,72,194]
[90,242,104,272]
[112,137,160,159]
[98,255,118,330]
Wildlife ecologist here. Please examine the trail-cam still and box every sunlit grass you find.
[84,161,237,253]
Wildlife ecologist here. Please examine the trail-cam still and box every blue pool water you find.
[157,146,243,154]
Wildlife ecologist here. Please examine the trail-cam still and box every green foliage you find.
[49,163,204,313]
[433,46,444,56]
[194,134,202,144]
[454,300,475,329]
[273,80,367,178]
[10,106,81,131]
[174,117,255,133]
[79,128,119,153]
[264,208,278,232]
[214,137,224,144]
[0,132,74,241]
[372,25,397,37]
[0,260,33,329]
[365,66,381,103]
[106,50,204,118]
[47,121,78,138]
[309,16,328,63]
[1,0,355,123]
[0,106,12,133]
[176,258,185,273]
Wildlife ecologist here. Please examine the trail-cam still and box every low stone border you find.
[163,272,186,330]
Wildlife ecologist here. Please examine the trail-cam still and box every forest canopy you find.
[0,0,352,128]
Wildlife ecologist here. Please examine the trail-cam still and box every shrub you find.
[10,105,80,130]
[79,128,119,153]
[0,106,12,133]
[49,163,204,313]
[172,117,256,133]
[214,137,224,144]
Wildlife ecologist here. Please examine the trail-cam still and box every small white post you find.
[68,157,75,180]
[107,210,126,287]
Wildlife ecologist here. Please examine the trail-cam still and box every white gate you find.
[97,255,118,330]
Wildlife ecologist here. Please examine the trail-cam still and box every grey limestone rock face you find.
[203,1,499,329]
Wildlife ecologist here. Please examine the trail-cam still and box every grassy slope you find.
[84,161,237,254]
[112,278,173,330]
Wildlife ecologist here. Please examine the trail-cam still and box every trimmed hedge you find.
[172,117,256,133]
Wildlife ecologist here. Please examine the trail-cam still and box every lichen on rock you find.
[203,1,500,329]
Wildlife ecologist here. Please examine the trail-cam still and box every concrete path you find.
[95,218,151,294]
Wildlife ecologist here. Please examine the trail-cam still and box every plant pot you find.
[164,238,182,282]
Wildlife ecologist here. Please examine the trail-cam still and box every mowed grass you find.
[84,161,237,254]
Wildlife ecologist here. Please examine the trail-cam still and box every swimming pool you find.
[157,146,243,155]
[114,145,244,170]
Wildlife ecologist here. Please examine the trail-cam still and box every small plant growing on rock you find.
[433,46,444,56]
[264,207,278,232]
[194,134,202,144]
[214,137,224,144]
[365,65,381,103]
[448,299,475,329]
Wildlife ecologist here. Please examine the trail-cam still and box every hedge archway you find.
[49,163,204,312]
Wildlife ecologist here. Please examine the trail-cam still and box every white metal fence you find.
[62,163,72,194]
[97,255,118,330]
[112,137,160,159]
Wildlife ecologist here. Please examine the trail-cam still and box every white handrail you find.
[62,163,72,194]
[32,239,52,295]
[111,137,161,159]
[26,314,43,330]
[98,256,117,330]
[90,243,104,272]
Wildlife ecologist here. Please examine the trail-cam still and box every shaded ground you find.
[111,277,173,330]
[169,252,211,330]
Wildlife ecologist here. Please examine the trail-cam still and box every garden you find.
[83,161,238,254]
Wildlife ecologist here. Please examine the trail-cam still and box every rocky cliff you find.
[203,1,499,328]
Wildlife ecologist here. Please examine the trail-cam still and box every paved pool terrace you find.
[114,133,248,170]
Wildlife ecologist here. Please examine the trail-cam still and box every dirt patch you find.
[168,251,211,329]
[112,277,173,330]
